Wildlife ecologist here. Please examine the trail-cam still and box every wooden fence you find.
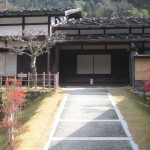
[0,72,59,91]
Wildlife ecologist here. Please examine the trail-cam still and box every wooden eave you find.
[54,24,150,29]
[56,37,150,44]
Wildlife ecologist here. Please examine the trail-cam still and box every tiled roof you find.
[0,8,80,17]
[56,17,150,27]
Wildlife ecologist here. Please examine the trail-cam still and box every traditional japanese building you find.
[52,17,150,90]
[0,8,150,91]
[0,8,81,76]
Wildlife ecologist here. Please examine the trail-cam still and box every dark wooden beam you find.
[55,45,60,73]
[47,50,50,73]
[48,16,51,35]
[22,16,25,36]
[130,43,138,90]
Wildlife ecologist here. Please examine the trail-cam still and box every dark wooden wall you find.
[17,53,47,74]
[59,49,129,85]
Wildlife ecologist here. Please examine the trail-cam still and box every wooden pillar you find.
[0,75,2,88]
[54,45,60,87]
[130,43,138,90]
[48,16,51,35]
[47,50,50,73]
[55,45,60,73]
[129,53,132,86]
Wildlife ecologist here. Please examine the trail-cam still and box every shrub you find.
[0,79,27,150]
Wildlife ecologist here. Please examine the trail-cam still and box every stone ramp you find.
[44,88,138,150]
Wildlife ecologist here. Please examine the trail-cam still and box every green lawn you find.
[109,88,150,150]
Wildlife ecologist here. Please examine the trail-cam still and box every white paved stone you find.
[49,140,133,150]
[53,121,127,137]
[44,88,138,150]
[64,99,113,108]
[60,109,118,120]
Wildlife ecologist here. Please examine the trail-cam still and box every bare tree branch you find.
[0,29,65,76]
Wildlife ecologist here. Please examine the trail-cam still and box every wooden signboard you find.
[135,57,150,80]
[18,74,27,78]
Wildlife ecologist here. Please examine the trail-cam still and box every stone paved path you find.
[44,88,138,150]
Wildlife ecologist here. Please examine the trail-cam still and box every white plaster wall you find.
[106,29,129,34]
[25,25,48,35]
[0,53,5,75]
[94,55,111,74]
[63,30,78,35]
[51,17,55,25]
[107,44,129,49]
[80,29,104,34]
[0,26,22,36]
[131,28,142,34]
[77,55,93,74]
[25,16,48,24]
[0,53,17,76]
[144,28,150,33]
[83,45,105,50]
[0,17,22,24]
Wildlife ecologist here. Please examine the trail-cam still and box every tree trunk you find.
[8,113,14,150]
[31,56,37,74]
[30,56,37,87]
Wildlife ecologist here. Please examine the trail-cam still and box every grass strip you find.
[109,88,150,150]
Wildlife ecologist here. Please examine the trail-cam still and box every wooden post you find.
[130,43,138,90]
[47,50,50,74]
[54,73,56,91]
[48,72,51,88]
[54,72,59,91]
[6,76,8,89]
[20,72,23,88]
[14,75,17,87]
[55,45,60,73]
[14,75,16,80]
[57,72,59,89]
[35,72,37,89]
[43,72,45,89]
[56,73,57,91]
[0,75,2,88]
[28,72,30,87]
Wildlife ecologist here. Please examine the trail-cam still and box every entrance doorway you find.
[59,49,129,85]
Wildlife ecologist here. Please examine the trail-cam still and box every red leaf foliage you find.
[144,81,150,92]
[0,79,27,149]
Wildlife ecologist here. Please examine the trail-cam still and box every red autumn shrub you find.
[0,79,27,150]
[144,81,150,92]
